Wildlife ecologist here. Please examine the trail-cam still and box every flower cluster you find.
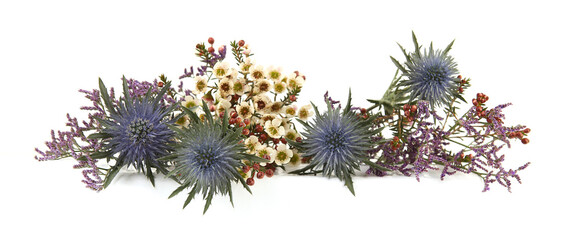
[36,34,531,213]
[178,38,310,187]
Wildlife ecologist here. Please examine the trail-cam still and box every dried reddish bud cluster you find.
[455,152,473,163]
[508,128,531,144]
[457,75,469,93]
[390,136,401,150]
[473,93,490,118]
[402,104,418,122]
[245,162,277,186]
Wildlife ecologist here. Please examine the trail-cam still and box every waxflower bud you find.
[246,178,255,186]
[208,37,214,45]
[238,40,245,47]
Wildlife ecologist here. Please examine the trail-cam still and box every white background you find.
[1,0,561,239]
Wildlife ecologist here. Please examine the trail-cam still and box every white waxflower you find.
[236,102,254,119]
[175,114,190,127]
[218,78,234,98]
[244,135,260,154]
[213,61,230,78]
[298,104,313,121]
[289,149,301,166]
[267,101,284,115]
[249,65,266,80]
[254,79,272,94]
[223,68,239,81]
[182,96,201,109]
[216,99,232,115]
[287,73,305,90]
[253,94,271,114]
[259,114,276,126]
[266,66,283,81]
[264,118,285,138]
[274,144,293,165]
[255,145,275,166]
[284,128,300,141]
[193,76,208,94]
[240,58,254,74]
[233,78,248,96]
[282,104,297,117]
[273,81,287,94]
[280,117,292,131]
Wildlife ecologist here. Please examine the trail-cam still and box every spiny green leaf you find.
[203,192,214,214]
[169,185,188,199]
[390,56,408,73]
[87,132,111,139]
[98,78,117,116]
[103,166,121,189]
[183,187,198,209]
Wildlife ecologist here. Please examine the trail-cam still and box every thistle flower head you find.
[96,77,177,187]
[291,90,376,194]
[393,32,459,108]
[168,102,266,213]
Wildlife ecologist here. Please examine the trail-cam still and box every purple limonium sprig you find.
[368,93,531,192]
[35,89,108,190]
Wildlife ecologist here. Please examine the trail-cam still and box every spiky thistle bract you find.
[165,102,267,214]
[90,77,178,188]
[391,32,460,108]
[289,90,380,195]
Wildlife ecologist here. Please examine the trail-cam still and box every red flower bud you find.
[521,138,530,144]
[242,128,250,135]
[256,171,264,179]
[243,119,250,125]
[158,82,164,87]
[242,165,250,173]
[296,137,302,142]
[246,178,255,186]
[255,125,263,132]
[410,105,417,113]
[272,138,280,144]
[253,163,260,171]
[208,37,215,45]
[289,95,297,102]
[238,40,245,47]
[523,128,531,134]
[265,169,274,177]
[280,138,287,144]
[208,46,215,53]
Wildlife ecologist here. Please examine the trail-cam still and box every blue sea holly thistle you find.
[289,91,381,194]
[165,102,268,213]
[391,32,460,108]
[90,78,178,188]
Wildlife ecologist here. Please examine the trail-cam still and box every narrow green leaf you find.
[169,185,188,199]
[89,151,112,159]
[121,75,131,103]
[412,31,421,57]
[87,132,111,139]
[344,174,355,196]
[98,78,116,115]
[344,88,352,113]
[241,153,269,163]
[183,187,198,209]
[390,56,407,73]
[444,39,455,54]
[203,192,214,214]
[103,166,121,189]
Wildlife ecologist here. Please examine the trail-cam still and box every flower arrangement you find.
[36,33,531,213]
